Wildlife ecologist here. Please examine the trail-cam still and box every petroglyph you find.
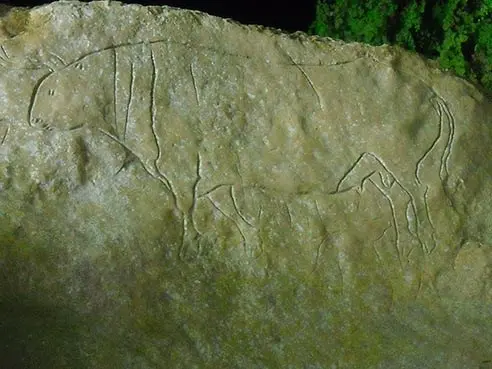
[1,3,491,365]
[26,38,362,133]
[25,38,457,262]
[330,93,455,256]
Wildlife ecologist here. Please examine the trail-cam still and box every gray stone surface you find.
[0,1,491,368]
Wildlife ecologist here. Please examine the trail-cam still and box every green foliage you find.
[394,0,426,51]
[308,0,331,37]
[309,0,398,45]
[474,21,492,87]
[308,0,492,95]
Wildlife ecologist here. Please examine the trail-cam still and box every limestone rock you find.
[0,1,491,368]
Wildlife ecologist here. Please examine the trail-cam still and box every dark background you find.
[0,0,318,34]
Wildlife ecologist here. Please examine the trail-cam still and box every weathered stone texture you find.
[0,1,491,368]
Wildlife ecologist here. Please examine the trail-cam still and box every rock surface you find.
[0,1,491,368]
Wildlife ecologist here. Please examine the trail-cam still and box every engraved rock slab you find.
[0,1,491,368]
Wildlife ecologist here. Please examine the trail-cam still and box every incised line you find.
[189,151,203,241]
[27,72,53,128]
[439,98,455,182]
[147,45,179,210]
[37,38,253,75]
[359,170,376,192]
[0,45,9,60]
[97,128,178,206]
[285,202,293,228]
[280,49,323,111]
[48,52,66,67]
[205,196,248,255]
[369,178,403,269]
[190,62,200,106]
[230,185,255,227]
[379,170,395,188]
[372,225,391,263]
[0,123,9,145]
[331,153,365,194]
[256,205,265,258]
[364,152,429,254]
[112,47,118,138]
[423,185,436,231]
[124,62,135,142]
[311,199,329,274]
[198,183,235,198]
[405,200,418,237]
[415,96,443,185]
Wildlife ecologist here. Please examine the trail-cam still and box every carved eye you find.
[48,89,55,96]
[75,63,84,70]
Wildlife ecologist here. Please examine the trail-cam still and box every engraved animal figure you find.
[326,91,455,264]
[296,57,456,260]
[28,39,456,262]
[329,92,455,260]
[28,40,259,260]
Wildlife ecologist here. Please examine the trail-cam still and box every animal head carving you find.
[28,49,114,131]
